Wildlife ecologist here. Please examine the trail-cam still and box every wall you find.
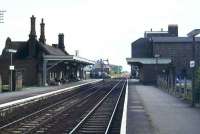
[0,58,38,86]
[139,64,169,84]
[131,38,153,58]
[153,42,197,77]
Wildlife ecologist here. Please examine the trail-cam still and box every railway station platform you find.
[0,79,101,105]
[125,79,200,134]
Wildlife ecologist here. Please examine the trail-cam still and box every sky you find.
[0,0,200,71]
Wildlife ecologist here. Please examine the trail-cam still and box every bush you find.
[195,67,200,92]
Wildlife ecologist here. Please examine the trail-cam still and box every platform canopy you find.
[42,55,95,86]
[43,55,95,65]
[126,58,171,65]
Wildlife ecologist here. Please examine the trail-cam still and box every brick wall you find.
[153,43,198,77]
[140,64,168,84]
[0,58,39,86]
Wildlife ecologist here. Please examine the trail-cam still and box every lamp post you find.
[155,54,160,85]
[187,29,200,107]
[6,49,17,91]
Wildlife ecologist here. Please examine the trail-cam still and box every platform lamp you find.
[187,29,200,107]
[6,49,17,91]
[154,54,160,85]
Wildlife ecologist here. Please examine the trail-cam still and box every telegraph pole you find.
[187,29,200,107]
[0,10,6,23]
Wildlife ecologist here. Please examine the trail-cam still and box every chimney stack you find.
[39,18,46,44]
[29,15,37,39]
[52,44,58,48]
[75,50,79,56]
[168,24,178,36]
[58,33,65,51]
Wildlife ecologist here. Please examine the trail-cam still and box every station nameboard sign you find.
[9,65,15,70]
[190,61,195,68]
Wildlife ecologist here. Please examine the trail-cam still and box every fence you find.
[0,75,2,91]
[157,75,192,101]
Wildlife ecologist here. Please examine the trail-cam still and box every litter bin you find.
[16,71,23,90]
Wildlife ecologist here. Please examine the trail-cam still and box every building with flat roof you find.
[127,25,200,84]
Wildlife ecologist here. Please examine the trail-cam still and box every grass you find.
[1,84,24,92]
[1,85,10,92]
[175,83,192,101]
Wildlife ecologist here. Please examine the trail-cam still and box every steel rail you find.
[105,79,126,134]
[0,81,100,123]
[24,81,113,134]
[0,79,102,110]
[0,81,105,131]
[68,79,123,134]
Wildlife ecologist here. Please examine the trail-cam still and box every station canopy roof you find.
[43,55,95,65]
[126,58,171,65]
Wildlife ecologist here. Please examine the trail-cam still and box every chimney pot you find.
[29,15,37,39]
[39,18,46,44]
[52,44,58,48]
[58,33,65,51]
[168,24,178,36]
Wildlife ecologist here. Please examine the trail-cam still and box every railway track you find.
[69,79,126,134]
[0,82,102,127]
[0,78,126,134]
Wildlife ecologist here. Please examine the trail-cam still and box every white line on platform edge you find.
[0,79,102,109]
[120,79,128,134]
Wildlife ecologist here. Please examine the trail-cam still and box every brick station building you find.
[127,25,200,84]
[0,15,94,89]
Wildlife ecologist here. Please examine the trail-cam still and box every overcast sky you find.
[0,0,200,71]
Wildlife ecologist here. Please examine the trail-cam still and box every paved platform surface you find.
[0,79,100,104]
[127,80,155,134]
[127,79,200,134]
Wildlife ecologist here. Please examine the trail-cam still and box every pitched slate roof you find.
[13,41,29,58]
[1,41,28,57]
[11,41,27,50]
[40,43,69,56]
[43,55,95,65]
